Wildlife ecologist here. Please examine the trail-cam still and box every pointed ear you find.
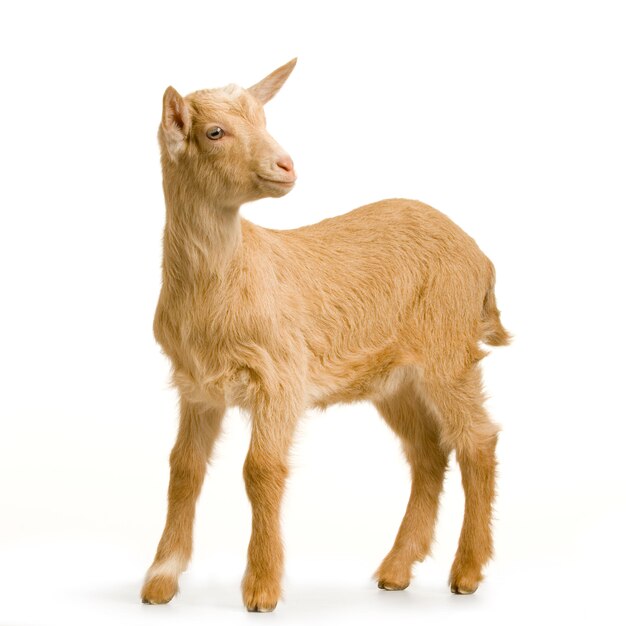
[161,86,190,159]
[248,58,297,105]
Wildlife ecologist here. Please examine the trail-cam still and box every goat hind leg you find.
[374,385,448,591]
[426,368,499,595]
[450,433,497,594]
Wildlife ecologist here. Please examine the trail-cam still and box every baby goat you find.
[141,59,510,612]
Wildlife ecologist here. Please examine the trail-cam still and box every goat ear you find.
[248,58,297,105]
[161,86,190,158]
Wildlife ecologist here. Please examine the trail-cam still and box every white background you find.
[1,1,625,625]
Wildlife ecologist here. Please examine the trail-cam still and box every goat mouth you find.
[256,174,296,187]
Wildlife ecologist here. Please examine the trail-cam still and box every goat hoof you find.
[242,571,280,613]
[449,558,481,595]
[141,575,178,605]
[375,556,411,591]
[451,586,478,595]
[247,604,277,613]
[378,579,409,591]
[450,582,478,595]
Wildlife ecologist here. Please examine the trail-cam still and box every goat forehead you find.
[188,85,263,125]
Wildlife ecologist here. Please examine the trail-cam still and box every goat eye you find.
[207,127,224,140]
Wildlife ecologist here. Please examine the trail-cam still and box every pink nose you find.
[276,155,294,174]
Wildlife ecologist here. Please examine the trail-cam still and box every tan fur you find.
[141,59,510,611]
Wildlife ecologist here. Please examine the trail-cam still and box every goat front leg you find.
[141,399,225,604]
[241,393,299,612]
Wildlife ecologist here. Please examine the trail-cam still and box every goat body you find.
[141,59,509,612]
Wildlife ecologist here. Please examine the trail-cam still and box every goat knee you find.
[243,457,288,503]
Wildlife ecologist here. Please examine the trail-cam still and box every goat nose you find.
[276,155,294,173]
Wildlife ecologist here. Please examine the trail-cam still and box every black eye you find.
[207,127,224,140]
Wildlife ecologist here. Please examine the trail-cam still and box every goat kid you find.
[141,58,510,612]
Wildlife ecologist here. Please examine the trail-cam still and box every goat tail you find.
[480,274,511,347]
